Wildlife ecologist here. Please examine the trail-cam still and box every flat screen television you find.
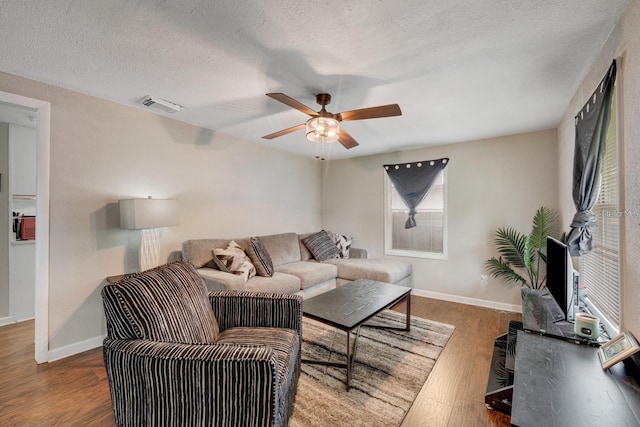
[546,237,577,321]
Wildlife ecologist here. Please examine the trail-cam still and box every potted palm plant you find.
[485,207,561,289]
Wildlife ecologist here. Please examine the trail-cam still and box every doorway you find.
[0,91,50,363]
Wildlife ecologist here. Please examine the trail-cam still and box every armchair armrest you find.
[103,338,279,427]
[208,291,303,337]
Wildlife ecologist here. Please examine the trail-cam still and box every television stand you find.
[520,288,607,344]
[485,321,521,415]
[511,331,640,426]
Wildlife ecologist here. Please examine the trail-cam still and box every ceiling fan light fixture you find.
[306,117,340,143]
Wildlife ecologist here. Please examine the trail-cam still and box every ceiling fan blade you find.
[339,104,402,121]
[338,129,359,149]
[266,93,318,116]
[262,123,306,139]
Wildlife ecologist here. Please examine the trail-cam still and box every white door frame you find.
[0,90,50,363]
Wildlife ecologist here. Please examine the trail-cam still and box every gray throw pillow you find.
[303,230,340,262]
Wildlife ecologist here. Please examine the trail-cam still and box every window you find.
[384,170,447,259]
[582,88,620,336]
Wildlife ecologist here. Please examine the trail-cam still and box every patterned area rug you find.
[290,310,455,427]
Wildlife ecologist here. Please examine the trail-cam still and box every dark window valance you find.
[384,158,449,229]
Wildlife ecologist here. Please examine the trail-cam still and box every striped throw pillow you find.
[303,230,339,262]
[101,261,220,344]
[246,237,274,277]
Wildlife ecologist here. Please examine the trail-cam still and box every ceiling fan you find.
[262,93,402,149]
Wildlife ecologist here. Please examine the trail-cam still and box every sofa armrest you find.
[349,247,368,259]
[103,338,279,426]
[208,291,303,337]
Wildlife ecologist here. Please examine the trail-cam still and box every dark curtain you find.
[566,60,617,256]
[384,158,449,229]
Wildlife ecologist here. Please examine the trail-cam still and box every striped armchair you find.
[101,261,302,427]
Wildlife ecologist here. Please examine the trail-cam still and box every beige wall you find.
[557,1,640,337]
[321,129,558,309]
[0,123,8,318]
[0,71,322,353]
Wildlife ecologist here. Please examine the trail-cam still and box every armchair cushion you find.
[102,261,220,344]
[208,290,303,338]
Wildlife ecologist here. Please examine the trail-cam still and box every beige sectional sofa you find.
[182,232,412,299]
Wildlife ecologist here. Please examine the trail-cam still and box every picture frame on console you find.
[599,331,640,370]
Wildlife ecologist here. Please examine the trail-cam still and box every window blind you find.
[582,91,620,327]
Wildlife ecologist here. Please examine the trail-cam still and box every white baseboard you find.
[411,289,522,313]
[48,334,105,362]
[0,316,16,327]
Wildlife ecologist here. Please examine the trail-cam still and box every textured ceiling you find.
[0,0,630,159]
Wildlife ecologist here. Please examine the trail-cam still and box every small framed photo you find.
[598,331,640,369]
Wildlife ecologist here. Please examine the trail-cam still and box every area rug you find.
[290,310,455,427]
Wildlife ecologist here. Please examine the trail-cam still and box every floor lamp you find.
[119,197,179,271]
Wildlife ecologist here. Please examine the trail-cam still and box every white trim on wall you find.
[412,288,522,313]
[0,90,51,364]
[0,316,16,327]
[48,334,105,362]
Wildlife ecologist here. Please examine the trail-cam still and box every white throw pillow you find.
[213,240,256,282]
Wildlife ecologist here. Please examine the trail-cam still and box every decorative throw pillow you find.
[102,261,220,344]
[213,241,256,282]
[330,233,353,258]
[209,253,230,273]
[303,230,340,262]
[245,237,274,277]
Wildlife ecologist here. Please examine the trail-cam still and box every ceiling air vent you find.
[138,96,183,114]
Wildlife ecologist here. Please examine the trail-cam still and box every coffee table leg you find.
[346,330,351,391]
[406,294,411,331]
[346,326,362,391]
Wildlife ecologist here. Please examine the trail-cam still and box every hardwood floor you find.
[0,296,520,426]
[396,297,520,427]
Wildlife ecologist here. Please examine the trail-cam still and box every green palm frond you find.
[494,227,528,269]
[529,207,560,250]
[486,206,561,289]
[485,257,528,287]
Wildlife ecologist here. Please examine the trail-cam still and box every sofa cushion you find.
[182,238,232,268]
[256,232,302,266]
[302,230,339,262]
[275,261,338,290]
[324,258,412,284]
[213,241,256,282]
[298,234,314,261]
[102,261,220,344]
[198,268,248,291]
[246,237,274,277]
[246,272,302,294]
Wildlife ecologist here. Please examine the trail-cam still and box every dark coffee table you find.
[302,278,412,390]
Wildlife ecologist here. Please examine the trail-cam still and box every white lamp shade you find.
[119,198,179,230]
